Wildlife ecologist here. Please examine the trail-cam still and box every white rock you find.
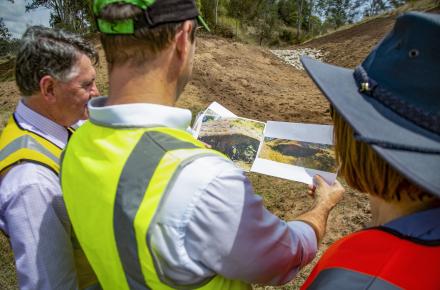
[270,48,326,70]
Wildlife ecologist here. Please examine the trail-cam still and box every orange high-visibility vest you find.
[302,227,440,289]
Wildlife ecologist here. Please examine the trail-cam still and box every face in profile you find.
[52,54,100,126]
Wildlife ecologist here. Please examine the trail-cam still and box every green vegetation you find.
[260,138,337,172]
[0,0,430,58]
[197,0,420,45]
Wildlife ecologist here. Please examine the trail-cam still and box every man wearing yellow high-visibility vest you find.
[61,0,344,289]
[0,27,100,289]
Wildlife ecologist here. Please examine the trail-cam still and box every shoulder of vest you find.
[5,114,63,150]
[0,115,61,175]
[369,226,440,246]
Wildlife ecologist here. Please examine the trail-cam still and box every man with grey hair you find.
[0,26,100,290]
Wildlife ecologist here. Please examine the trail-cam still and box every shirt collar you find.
[15,100,69,148]
[383,207,440,241]
[88,96,192,130]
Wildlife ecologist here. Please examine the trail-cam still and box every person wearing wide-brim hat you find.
[300,12,440,289]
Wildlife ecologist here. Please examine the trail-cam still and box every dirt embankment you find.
[302,7,440,68]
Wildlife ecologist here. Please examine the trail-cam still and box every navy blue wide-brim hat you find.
[301,12,440,196]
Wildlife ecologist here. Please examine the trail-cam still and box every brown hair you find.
[331,106,435,202]
[99,3,196,70]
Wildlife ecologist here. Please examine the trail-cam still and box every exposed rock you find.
[270,48,327,70]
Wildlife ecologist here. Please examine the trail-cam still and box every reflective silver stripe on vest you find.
[308,268,401,290]
[147,152,222,290]
[114,131,201,290]
[0,135,59,164]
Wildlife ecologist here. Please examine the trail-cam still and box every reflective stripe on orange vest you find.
[302,227,440,289]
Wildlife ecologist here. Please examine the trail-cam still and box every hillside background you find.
[1,0,439,289]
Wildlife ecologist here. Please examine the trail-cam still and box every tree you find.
[252,0,280,45]
[25,0,95,33]
[389,0,408,8]
[363,0,390,16]
[214,0,220,25]
[0,18,14,57]
[201,0,218,26]
[296,0,305,39]
[278,0,296,26]
[0,18,11,40]
[317,0,364,28]
[226,0,255,35]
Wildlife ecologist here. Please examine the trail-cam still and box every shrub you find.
[279,28,295,42]
[213,23,235,38]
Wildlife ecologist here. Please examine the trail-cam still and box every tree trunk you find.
[235,18,239,37]
[308,0,314,34]
[296,0,304,40]
[215,0,219,25]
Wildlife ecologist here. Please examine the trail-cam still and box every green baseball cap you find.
[93,0,210,34]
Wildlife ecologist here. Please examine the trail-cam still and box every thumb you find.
[313,175,329,187]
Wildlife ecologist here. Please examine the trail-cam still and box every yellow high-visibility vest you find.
[0,115,99,290]
[61,121,251,290]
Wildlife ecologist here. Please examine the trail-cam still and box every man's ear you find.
[175,20,194,60]
[39,75,57,104]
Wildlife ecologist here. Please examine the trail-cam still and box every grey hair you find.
[15,26,98,97]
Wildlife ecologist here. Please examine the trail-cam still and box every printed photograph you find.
[204,108,221,117]
[198,117,265,171]
[258,138,337,173]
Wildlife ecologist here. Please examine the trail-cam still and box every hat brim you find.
[301,56,440,196]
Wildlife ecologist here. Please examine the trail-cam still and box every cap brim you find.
[301,56,440,196]
[197,15,210,32]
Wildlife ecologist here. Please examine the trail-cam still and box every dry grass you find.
[0,232,17,290]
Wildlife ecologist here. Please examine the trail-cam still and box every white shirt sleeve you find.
[184,158,318,285]
[0,164,79,290]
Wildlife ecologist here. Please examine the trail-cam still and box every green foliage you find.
[213,22,235,38]
[364,0,392,16]
[26,0,96,34]
[316,0,364,28]
[0,18,11,40]
[279,28,296,42]
[252,1,282,45]
[0,19,19,57]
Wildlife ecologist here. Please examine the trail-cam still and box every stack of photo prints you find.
[193,102,338,185]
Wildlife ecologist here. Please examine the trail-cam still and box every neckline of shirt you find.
[15,100,69,148]
[88,96,192,130]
